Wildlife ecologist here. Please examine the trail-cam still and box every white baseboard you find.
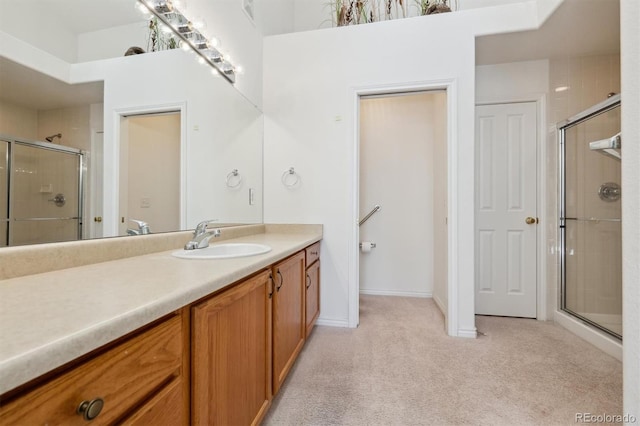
[359,289,433,298]
[433,294,447,317]
[554,310,622,361]
[457,328,478,338]
[315,317,349,328]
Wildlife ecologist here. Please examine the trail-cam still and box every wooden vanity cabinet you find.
[0,312,187,426]
[305,242,321,338]
[191,269,273,426]
[271,251,306,395]
[0,241,321,425]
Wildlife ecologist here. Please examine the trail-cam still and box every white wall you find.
[264,2,548,332]
[621,0,640,417]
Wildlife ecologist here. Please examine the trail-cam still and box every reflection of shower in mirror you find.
[44,133,62,143]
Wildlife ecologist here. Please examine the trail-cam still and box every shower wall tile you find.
[37,105,91,151]
[0,100,38,140]
[550,53,621,123]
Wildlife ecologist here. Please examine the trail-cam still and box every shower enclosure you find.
[559,94,622,339]
[0,136,84,247]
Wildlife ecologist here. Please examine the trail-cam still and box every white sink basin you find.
[172,243,272,259]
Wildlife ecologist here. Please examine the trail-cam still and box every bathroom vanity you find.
[0,224,322,425]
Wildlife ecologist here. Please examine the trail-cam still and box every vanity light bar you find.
[138,0,236,83]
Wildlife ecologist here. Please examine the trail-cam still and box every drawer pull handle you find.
[77,398,104,421]
[310,251,318,256]
[268,273,274,299]
[306,274,312,289]
[276,270,284,292]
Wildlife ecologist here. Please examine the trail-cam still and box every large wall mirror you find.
[0,0,263,247]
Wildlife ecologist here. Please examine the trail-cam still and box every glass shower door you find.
[11,142,82,246]
[561,103,622,339]
[0,140,8,247]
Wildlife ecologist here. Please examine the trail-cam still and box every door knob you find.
[525,217,537,225]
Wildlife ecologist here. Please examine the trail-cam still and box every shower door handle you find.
[525,217,538,225]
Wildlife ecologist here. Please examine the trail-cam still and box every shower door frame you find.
[1,134,85,246]
[558,94,621,340]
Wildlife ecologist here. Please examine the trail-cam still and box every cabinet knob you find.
[77,398,104,421]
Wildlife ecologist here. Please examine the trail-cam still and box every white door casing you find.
[475,102,537,318]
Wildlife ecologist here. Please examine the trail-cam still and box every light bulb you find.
[180,41,190,51]
[209,37,219,48]
[198,57,206,65]
[235,65,244,74]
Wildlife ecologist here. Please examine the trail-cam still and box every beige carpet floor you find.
[263,295,622,426]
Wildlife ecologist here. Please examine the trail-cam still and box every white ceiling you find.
[476,0,620,65]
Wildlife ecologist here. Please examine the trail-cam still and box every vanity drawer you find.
[305,242,320,267]
[0,314,183,425]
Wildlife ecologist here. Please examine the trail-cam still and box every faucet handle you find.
[194,219,219,236]
[129,219,150,234]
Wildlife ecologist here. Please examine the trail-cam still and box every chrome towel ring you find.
[226,169,243,188]
[281,167,300,188]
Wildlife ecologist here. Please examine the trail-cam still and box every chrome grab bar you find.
[563,217,621,223]
[359,205,380,226]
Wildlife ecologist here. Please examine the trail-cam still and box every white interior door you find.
[475,102,537,318]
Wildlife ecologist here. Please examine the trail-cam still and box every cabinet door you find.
[272,251,306,394]
[192,270,272,426]
[305,260,320,338]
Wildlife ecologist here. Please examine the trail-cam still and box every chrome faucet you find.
[184,220,221,250]
[127,219,150,236]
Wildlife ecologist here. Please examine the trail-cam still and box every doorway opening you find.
[118,111,181,236]
[357,90,449,327]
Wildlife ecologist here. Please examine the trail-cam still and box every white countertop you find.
[0,228,321,395]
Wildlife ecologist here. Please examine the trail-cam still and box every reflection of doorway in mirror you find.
[119,112,181,236]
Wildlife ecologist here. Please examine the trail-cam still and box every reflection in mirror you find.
[0,0,263,247]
